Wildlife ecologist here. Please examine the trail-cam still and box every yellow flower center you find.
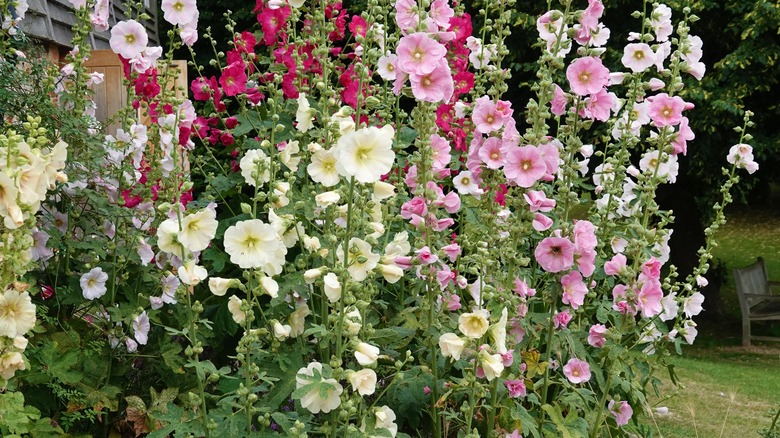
[125,34,136,44]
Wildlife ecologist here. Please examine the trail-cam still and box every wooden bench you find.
[733,257,780,346]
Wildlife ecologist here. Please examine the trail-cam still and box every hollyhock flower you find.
[430,134,452,169]
[208,277,234,296]
[348,368,377,396]
[323,273,341,303]
[533,213,553,231]
[178,260,208,286]
[582,89,614,122]
[683,292,705,318]
[604,253,627,276]
[377,54,398,81]
[156,218,185,258]
[650,3,673,42]
[524,190,555,212]
[459,309,490,339]
[680,320,698,344]
[354,342,380,366]
[535,236,575,273]
[439,333,466,361]
[453,171,484,197]
[349,15,367,38]
[727,143,759,174]
[366,406,398,438]
[467,37,497,69]
[566,56,610,96]
[479,349,505,381]
[396,33,447,76]
[296,93,314,132]
[563,358,591,384]
[448,12,472,42]
[240,149,271,187]
[133,311,150,345]
[257,5,291,46]
[296,362,343,414]
[551,84,568,116]
[648,93,685,127]
[489,308,509,354]
[621,43,656,72]
[161,274,179,304]
[224,219,287,274]
[219,61,247,97]
[161,0,197,26]
[80,267,108,300]
[588,324,608,348]
[553,309,572,329]
[660,292,679,321]
[513,278,536,298]
[429,0,454,29]
[561,271,588,309]
[307,148,340,187]
[505,379,527,398]
[442,243,461,262]
[335,125,395,183]
[409,59,454,103]
[504,146,546,188]
[110,20,148,59]
[476,137,503,169]
[394,0,419,31]
[228,295,245,324]
[609,400,634,426]
[638,280,663,318]
[337,238,379,282]
[178,208,218,252]
[671,117,695,155]
[0,289,36,338]
[473,96,503,134]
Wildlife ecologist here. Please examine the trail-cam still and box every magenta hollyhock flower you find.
[453,69,475,96]
[609,400,633,426]
[448,13,472,42]
[588,323,608,347]
[348,15,367,37]
[477,137,505,169]
[472,96,503,134]
[563,358,591,384]
[396,33,447,76]
[648,93,686,127]
[219,62,247,97]
[505,379,527,398]
[409,59,454,103]
[504,146,546,188]
[535,236,575,273]
[566,56,610,96]
[561,271,588,309]
[257,6,291,46]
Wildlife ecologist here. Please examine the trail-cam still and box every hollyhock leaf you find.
[202,247,229,273]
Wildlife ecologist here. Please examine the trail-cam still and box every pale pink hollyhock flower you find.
[535,236,575,273]
[396,33,447,76]
[648,78,665,91]
[504,146,546,188]
[513,278,536,298]
[553,309,572,329]
[524,190,555,212]
[641,257,662,280]
[588,323,608,347]
[409,59,454,103]
[180,17,199,46]
[473,96,504,134]
[659,292,679,321]
[609,400,633,426]
[395,0,419,31]
[439,292,461,311]
[440,191,461,214]
[91,0,110,31]
[648,93,686,127]
[110,20,149,59]
[561,271,588,309]
[161,0,198,26]
[377,54,398,81]
[604,253,627,276]
[727,143,759,174]
[538,141,561,179]
[566,56,609,96]
[551,84,567,116]
[505,379,527,398]
[638,280,663,318]
[441,243,461,262]
[502,351,514,367]
[650,3,673,42]
[133,311,150,345]
[478,137,505,169]
[429,0,454,29]
[416,246,438,265]
[622,43,656,72]
[533,213,553,231]
[430,134,452,169]
[573,220,597,250]
[563,358,591,384]
[683,292,705,318]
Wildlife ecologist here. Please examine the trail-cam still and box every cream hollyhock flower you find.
[361,406,398,437]
[0,351,26,380]
[280,141,301,172]
[273,321,292,341]
[337,238,380,282]
[223,219,287,274]
[156,218,185,257]
[178,260,208,286]
[335,125,396,183]
[296,362,343,414]
[80,267,109,300]
[354,342,380,366]
[377,263,403,284]
[227,295,245,324]
[438,333,466,361]
[296,93,314,132]
[259,276,279,298]
[458,309,490,339]
[323,273,341,303]
[240,149,271,187]
[208,277,235,296]
[478,348,505,381]
[288,304,310,337]
[0,289,36,338]
[178,208,218,252]
[307,148,340,187]
[373,181,396,201]
[109,20,148,59]
[331,106,356,134]
[490,308,509,354]
[315,191,341,207]
[345,308,362,335]
[304,268,323,284]
[348,368,377,395]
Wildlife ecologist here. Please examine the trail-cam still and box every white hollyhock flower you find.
[156,218,184,258]
[458,309,490,339]
[273,321,292,341]
[323,273,341,303]
[348,368,377,396]
[315,191,341,207]
[334,125,396,183]
[178,208,218,252]
[296,362,343,414]
[240,149,271,187]
[161,0,198,26]
[453,170,484,197]
[133,311,150,345]
[223,219,287,274]
[354,342,380,366]
[109,20,148,59]
[683,292,705,318]
[296,94,314,132]
[0,289,36,338]
[80,267,108,300]
[307,148,341,187]
[208,277,234,296]
[362,406,398,437]
[178,260,208,286]
[280,141,301,172]
[478,349,505,381]
[377,54,398,81]
[228,295,245,324]
[259,276,279,298]
[288,304,310,337]
[438,333,466,361]
[337,238,380,282]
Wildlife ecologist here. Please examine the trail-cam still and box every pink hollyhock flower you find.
[621,43,656,72]
[638,279,663,318]
[401,197,428,219]
[436,266,456,290]
[727,143,759,174]
[395,0,419,31]
[161,0,197,26]
[573,220,597,250]
[538,141,561,179]
[409,59,454,103]
[566,56,610,96]
[439,291,461,311]
[502,351,514,367]
[396,33,447,76]
[588,324,608,348]
[92,0,110,31]
[429,0,454,29]
[604,253,627,276]
[416,246,439,265]
[110,20,149,59]
[191,76,218,101]
[219,62,247,97]
[553,309,572,329]
[671,117,695,155]
[533,213,553,231]
[563,358,591,384]
[505,379,527,398]
[561,271,588,309]
[577,0,604,41]
[234,31,257,54]
[535,236,575,273]
[576,246,596,278]
[641,257,662,280]
[524,190,556,212]
[583,89,614,122]
[504,146,546,188]
[478,137,505,169]
[440,191,461,214]
[609,400,633,426]
[430,134,452,170]
[648,93,686,127]
[442,243,461,262]
[650,3,673,42]
[513,278,536,298]
[473,96,503,134]
[551,84,567,116]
